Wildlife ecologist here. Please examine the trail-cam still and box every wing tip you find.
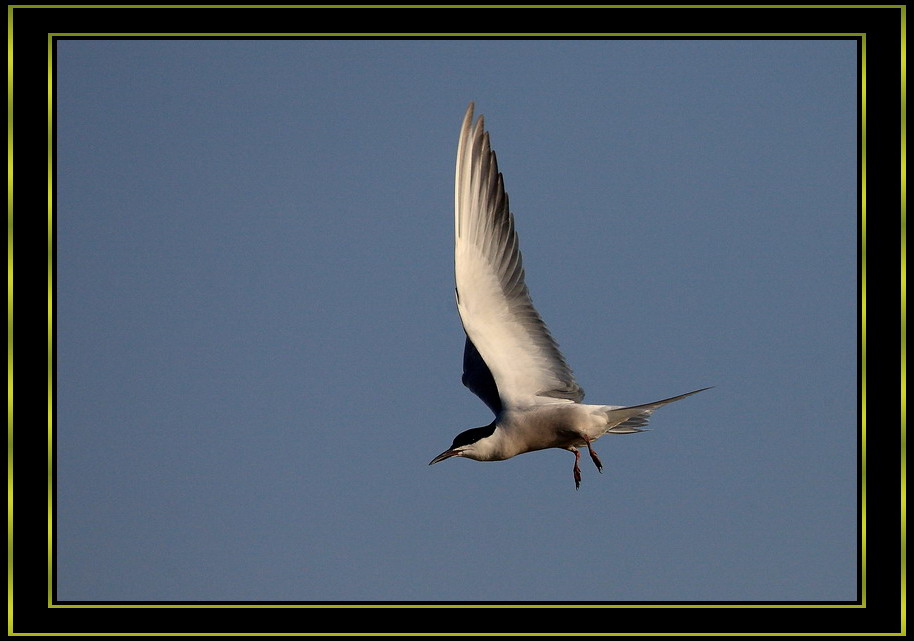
[462,101,477,134]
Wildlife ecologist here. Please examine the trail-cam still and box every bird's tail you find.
[600,387,711,434]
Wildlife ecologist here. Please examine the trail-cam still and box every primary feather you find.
[455,103,583,413]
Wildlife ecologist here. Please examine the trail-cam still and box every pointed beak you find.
[429,449,461,465]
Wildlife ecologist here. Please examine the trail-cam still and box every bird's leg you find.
[582,435,603,473]
[569,447,582,490]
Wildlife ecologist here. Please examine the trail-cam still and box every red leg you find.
[582,435,603,473]
[570,447,582,489]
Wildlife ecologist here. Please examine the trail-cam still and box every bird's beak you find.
[429,449,461,465]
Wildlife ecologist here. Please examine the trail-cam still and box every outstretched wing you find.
[455,103,583,413]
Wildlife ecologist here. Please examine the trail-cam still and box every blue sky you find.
[54,38,858,602]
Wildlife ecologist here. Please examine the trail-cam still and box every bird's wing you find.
[461,333,503,415]
[455,102,584,413]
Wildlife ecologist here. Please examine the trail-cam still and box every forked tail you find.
[601,387,712,434]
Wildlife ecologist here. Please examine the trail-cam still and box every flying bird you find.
[429,103,709,489]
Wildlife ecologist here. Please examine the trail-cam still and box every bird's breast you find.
[497,404,594,455]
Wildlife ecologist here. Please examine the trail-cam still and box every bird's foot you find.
[572,448,582,490]
[589,449,603,474]
[583,436,603,473]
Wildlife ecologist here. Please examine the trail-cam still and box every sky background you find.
[55,39,858,602]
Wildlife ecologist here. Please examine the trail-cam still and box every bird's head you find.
[428,422,499,464]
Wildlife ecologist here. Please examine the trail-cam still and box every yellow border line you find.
[46,32,865,36]
[899,4,908,637]
[15,2,892,633]
[7,4,13,638]
[8,4,913,9]
[5,632,912,637]
[38,35,870,609]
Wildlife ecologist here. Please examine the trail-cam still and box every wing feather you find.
[455,103,584,412]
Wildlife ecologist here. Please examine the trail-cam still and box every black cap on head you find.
[450,422,497,449]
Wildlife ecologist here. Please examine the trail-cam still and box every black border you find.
[11,2,902,636]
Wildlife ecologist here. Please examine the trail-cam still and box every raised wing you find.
[455,103,583,413]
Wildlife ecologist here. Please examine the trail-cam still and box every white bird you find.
[429,102,710,489]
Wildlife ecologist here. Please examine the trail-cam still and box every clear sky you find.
[55,38,858,602]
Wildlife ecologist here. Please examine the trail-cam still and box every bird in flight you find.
[429,103,709,489]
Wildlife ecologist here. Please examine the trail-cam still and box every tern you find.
[429,103,709,489]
